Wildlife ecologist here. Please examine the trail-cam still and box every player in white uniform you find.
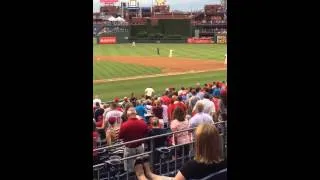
[169,49,173,58]
[132,41,136,47]
[224,54,227,65]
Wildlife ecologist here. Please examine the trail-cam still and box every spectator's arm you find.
[192,101,199,114]
[212,102,216,113]
[106,131,112,146]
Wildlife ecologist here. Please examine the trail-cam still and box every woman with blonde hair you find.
[134,123,226,180]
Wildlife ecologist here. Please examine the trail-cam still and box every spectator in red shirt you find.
[119,107,149,172]
[168,96,187,121]
[167,95,177,121]
[161,91,171,106]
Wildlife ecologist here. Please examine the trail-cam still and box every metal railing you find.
[93,121,227,180]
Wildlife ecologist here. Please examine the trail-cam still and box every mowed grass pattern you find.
[94,70,226,102]
[93,42,227,61]
[94,61,162,80]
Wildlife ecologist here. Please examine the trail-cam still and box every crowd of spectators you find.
[93,80,227,179]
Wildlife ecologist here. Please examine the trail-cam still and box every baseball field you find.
[93,40,227,101]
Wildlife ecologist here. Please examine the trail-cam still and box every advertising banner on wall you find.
[99,36,117,44]
[100,0,118,4]
[187,37,213,44]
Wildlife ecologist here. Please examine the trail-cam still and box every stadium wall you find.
[130,19,192,39]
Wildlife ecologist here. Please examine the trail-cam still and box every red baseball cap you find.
[114,97,119,102]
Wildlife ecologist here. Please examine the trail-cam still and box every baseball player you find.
[132,41,136,47]
[224,53,227,65]
[169,49,173,58]
[157,48,160,55]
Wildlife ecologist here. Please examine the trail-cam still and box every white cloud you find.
[93,0,221,12]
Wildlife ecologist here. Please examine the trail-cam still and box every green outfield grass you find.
[94,61,162,79]
[93,42,227,80]
[93,42,227,101]
[93,42,227,61]
[93,70,226,102]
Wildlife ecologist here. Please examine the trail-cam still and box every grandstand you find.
[93,1,227,43]
[93,81,227,180]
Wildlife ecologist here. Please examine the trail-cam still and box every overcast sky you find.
[93,0,221,12]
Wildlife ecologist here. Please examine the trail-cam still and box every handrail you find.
[93,121,227,180]
[94,121,226,152]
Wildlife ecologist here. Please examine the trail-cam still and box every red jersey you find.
[168,102,187,121]
[161,96,171,105]
[118,118,149,148]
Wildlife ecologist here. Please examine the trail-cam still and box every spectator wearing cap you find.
[113,97,123,112]
[119,107,148,172]
[106,116,120,145]
[102,102,123,129]
[193,93,215,117]
[189,102,213,129]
